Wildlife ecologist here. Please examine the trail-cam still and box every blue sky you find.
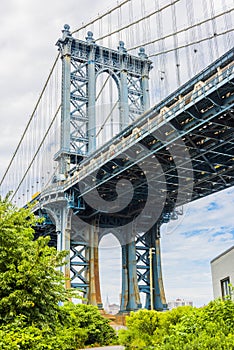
[161,186,234,306]
[0,0,233,309]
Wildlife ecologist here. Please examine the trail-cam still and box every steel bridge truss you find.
[70,240,89,295]
[37,30,234,312]
[55,25,152,175]
[64,47,234,310]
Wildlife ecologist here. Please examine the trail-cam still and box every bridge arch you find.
[96,67,120,92]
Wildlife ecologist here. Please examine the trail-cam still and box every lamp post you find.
[149,247,155,310]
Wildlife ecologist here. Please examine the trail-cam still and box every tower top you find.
[86,31,96,44]
[118,41,127,54]
[62,24,72,40]
[138,47,148,59]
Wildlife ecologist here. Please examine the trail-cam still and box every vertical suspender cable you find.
[186,0,198,76]
[141,0,147,49]
[209,0,219,58]
[154,0,167,100]
[171,1,181,87]
[222,0,232,51]
[145,1,152,51]
[185,0,192,81]
[202,0,214,64]
[118,2,122,43]
[72,0,131,36]
[128,0,134,49]
[0,55,60,190]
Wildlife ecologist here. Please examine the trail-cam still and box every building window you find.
[221,277,230,299]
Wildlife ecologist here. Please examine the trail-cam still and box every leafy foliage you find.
[0,315,88,350]
[161,299,234,350]
[0,196,116,349]
[0,303,117,350]
[0,195,71,327]
[60,302,117,346]
[119,309,161,348]
[119,299,234,349]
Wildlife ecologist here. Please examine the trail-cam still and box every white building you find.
[210,246,234,300]
[104,295,120,315]
[167,298,193,310]
[108,303,120,315]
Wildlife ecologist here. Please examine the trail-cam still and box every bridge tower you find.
[48,25,167,311]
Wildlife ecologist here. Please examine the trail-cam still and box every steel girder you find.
[40,42,234,311]
[136,224,167,310]
[70,240,89,296]
[33,210,57,249]
[62,49,234,209]
[61,49,234,309]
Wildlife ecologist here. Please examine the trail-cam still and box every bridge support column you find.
[145,224,167,311]
[44,204,72,289]
[87,223,102,309]
[120,240,141,312]
[118,41,129,130]
[139,48,151,112]
[142,74,150,112]
[56,25,73,175]
[57,207,72,289]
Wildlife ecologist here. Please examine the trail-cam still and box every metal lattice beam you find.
[70,241,89,295]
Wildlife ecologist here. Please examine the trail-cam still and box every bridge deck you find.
[39,49,234,227]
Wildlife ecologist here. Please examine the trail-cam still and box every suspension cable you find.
[210,0,219,57]
[127,8,234,51]
[222,0,232,50]
[0,53,60,187]
[97,0,180,41]
[71,0,131,35]
[171,0,181,87]
[96,75,110,101]
[186,0,198,75]
[148,28,234,58]
[96,101,119,138]
[11,104,61,201]
[3,0,233,199]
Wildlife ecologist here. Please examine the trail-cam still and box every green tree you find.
[119,299,234,349]
[161,299,234,349]
[0,315,88,350]
[60,302,117,346]
[0,195,71,327]
[0,195,117,349]
[118,309,161,349]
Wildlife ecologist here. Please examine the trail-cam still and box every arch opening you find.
[99,233,121,314]
[95,71,120,149]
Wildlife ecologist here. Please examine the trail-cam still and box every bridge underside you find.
[35,48,234,312]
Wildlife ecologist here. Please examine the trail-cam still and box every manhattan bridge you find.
[0,0,234,311]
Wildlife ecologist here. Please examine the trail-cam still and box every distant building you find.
[108,303,120,315]
[104,295,120,315]
[104,295,110,313]
[167,298,193,310]
[211,246,234,300]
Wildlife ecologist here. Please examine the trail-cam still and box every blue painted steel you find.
[55,25,152,167]
[38,33,234,312]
